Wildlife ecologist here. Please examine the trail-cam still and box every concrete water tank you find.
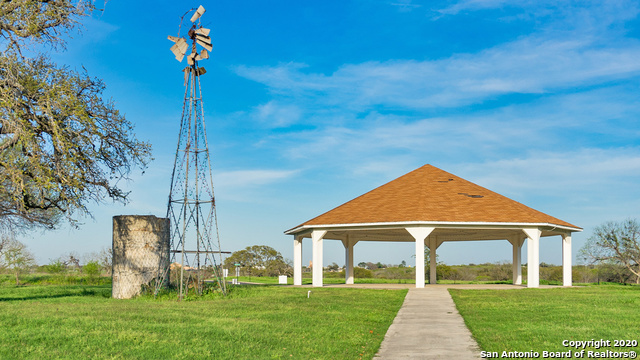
[112,215,170,299]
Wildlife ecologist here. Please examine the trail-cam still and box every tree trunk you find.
[15,271,20,285]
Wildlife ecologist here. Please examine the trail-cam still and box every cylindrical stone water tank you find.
[112,215,170,299]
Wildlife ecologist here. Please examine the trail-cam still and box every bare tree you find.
[0,235,36,284]
[0,1,152,231]
[62,252,81,272]
[579,219,640,284]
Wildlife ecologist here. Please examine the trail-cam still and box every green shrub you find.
[328,267,374,279]
[44,260,66,274]
[355,267,373,278]
[373,266,415,279]
[83,261,101,277]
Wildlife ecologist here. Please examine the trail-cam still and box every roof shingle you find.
[295,164,580,229]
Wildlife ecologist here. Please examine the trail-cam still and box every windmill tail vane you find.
[156,5,228,299]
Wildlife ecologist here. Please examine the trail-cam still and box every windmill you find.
[158,5,228,298]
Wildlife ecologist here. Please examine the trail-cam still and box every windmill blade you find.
[178,40,189,57]
[195,49,209,61]
[170,38,189,56]
[170,43,180,56]
[195,27,210,36]
[167,35,180,43]
[182,67,189,86]
[195,34,211,45]
[177,38,189,53]
[170,44,183,59]
[196,37,213,51]
[170,39,189,62]
[190,5,206,23]
[187,52,199,65]
[195,33,210,41]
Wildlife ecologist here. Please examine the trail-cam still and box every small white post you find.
[311,230,327,287]
[512,237,522,285]
[293,236,303,286]
[562,233,572,287]
[406,227,435,289]
[524,228,541,288]
[343,236,356,285]
[429,236,437,285]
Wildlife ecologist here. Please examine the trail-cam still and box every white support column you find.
[342,236,357,285]
[415,236,425,288]
[293,236,303,286]
[406,227,435,288]
[562,233,572,287]
[311,230,327,287]
[512,237,523,285]
[429,236,437,285]
[523,228,541,288]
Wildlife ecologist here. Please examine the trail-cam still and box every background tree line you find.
[3,217,638,285]
[222,218,639,284]
[0,233,112,285]
[319,219,640,285]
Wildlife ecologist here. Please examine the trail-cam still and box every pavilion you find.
[284,164,582,288]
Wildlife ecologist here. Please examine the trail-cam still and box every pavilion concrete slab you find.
[320,283,558,290]
[374,287,481,360]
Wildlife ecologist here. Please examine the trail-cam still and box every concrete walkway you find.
[313,284,559,359]
[373,287,481,360]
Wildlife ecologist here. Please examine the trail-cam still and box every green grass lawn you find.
[450,285,640,355]
[0,273,111,286]
[236,275,515,285]
[0,284,406,360]
[236,275,416,285]
[4,275,639,359]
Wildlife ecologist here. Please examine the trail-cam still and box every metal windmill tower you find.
[157,5,227,298]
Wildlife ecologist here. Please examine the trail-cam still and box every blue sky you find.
[22,0,640,267]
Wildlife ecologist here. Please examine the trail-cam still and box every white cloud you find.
[53,16,120,50]
[389,0,422,12]
[436,0,514,15]
[215,169,299,188]
[257,83,638,169]
[235,36,640,111]
[455,147,640,229]
[459,148,640,195]
[253,101,302,128]
[209,169,300,204]
[436,0,640,28]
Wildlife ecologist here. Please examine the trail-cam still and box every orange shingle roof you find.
[293,164,580,230]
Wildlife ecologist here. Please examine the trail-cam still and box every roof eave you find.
[284,221,582,235]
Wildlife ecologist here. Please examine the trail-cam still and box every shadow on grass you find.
[0,287,111,302]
